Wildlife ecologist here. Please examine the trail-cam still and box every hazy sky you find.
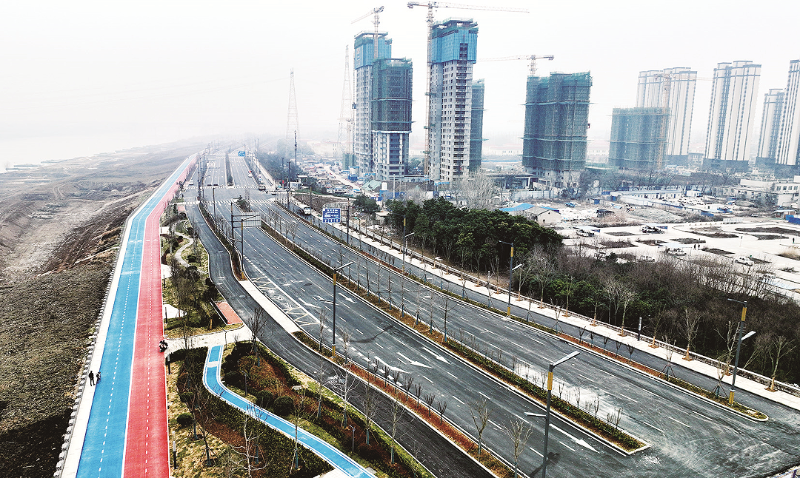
[2,0,799,162]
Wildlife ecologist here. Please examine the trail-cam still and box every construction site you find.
[522,72,592,190]
[609,107,669,170]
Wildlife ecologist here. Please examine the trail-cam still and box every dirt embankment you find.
[0,141,204,477]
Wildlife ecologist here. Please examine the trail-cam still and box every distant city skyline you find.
[2,1,799,166]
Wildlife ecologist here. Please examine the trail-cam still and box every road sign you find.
[322,208,341,223]
[238,151,245,157]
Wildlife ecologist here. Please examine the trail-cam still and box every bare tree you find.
[388,394,406,464]
[435,399,448,422]
[362,386,378,445]
[767,335,795,391]
[423,392,436,417]
[504,418,533,478]
[681,307,701,361]
[469,397,490,456]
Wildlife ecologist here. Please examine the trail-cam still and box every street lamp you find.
[499,241,515,317]
[541,351,579,478]
[332,261,354,357]
[727,299,753,405]
[403,232,415,274]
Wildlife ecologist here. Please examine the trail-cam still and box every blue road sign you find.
[322,208,341,223]
[238,151,245,157]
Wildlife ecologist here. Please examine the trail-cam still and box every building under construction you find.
[470,79,485,172]
[522,72,592,190]
[609,107,669,170]
[427,18,478,183]
[353,32,413,180]
[371,58,413,179]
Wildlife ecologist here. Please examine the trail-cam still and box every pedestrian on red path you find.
[96,371,101,383]
[89,371,95,386]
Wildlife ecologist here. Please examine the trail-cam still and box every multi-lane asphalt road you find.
[192,150,800,477]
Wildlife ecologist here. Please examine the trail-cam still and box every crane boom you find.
[479,54,554,75]
[352,6,385,61]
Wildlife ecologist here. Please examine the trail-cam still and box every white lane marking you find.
[559,440,576,452]
[528,446,543,458]
[617,392,638,403]
[550,424,599,452]
[668,416,690,428]
[421,346,450,364]
[397,352,432,368]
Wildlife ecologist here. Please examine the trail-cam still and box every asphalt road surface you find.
[186,150,800,477]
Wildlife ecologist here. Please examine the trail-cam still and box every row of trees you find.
[512,244,799,385]
[387,198,562,273]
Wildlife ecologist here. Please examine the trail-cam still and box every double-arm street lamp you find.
[529,350,579,478]
[726,298,755,405]
[498,241,514,316]
[332,261,354,357]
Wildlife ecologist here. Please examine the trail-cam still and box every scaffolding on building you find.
[522,72,592,187]
[609,107,669,170]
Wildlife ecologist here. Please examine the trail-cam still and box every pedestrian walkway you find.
[203,345,373,478]
[215,301,243,324]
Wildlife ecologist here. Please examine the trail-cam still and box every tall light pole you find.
[542,351,579,478]
[403,232,415,274]
[499,241,514,316]
[332,261,354,357]
[726,298,754,405]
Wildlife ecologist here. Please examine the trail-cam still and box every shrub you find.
[179,392,194,403]
[256,391,274,409]
[225,371,242,388]
[176,413,193,427]
[273,396,294,417]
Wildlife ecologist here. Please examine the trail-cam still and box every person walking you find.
[89,371,95,386]
[96,371,101,383]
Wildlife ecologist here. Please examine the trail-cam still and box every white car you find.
[639,255,656,262]
[735,256,754,266]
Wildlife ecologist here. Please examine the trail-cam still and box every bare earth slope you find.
[0,141,203,477]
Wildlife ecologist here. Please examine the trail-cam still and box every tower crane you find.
[407,1,529,176]
[479,54,554,76]
[352,6,385,61]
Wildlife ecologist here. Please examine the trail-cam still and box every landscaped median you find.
[282,207,769,423]
[261,213,649,454]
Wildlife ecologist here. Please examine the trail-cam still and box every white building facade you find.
[775,60,800,168]
[704,60,761,171]
[636,67,697,163]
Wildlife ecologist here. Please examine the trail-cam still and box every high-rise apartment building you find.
[704,60,761,171]
[636,67,696,165]
[353,32,413,180]
[522,72,592,190]
[609,107,669,170]
[371,58,413,179]
[469,79,485,172]
[427,19,478,183]
[775,60,800,169]
[756,88,785,166]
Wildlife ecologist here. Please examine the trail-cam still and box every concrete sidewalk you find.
[324,220,800,412]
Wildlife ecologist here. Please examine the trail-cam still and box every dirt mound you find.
[0,140,205,476]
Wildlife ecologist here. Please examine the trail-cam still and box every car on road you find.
[735,256,754,266]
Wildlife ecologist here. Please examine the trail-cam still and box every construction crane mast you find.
[352,6,385,61]
[407,1,529,176]
[480,54,555,76]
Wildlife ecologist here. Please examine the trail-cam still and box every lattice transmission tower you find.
[336,46,354,166]
[286,69,299,141]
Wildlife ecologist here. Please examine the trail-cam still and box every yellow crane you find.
[407,1,529,175]
[352,6,385,61]
[480,54,555,76]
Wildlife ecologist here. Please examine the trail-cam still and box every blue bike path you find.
[75,157,192,478]
[203,345,372,478]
